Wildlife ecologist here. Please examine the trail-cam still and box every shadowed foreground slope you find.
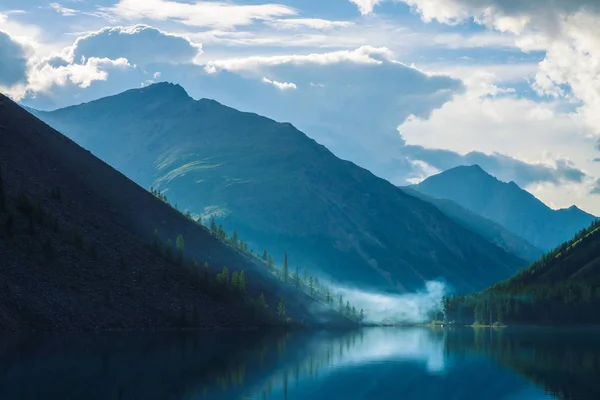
[0,93,351,331]
[37,82,526,293]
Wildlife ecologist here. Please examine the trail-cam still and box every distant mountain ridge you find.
[411,165,597,251]
[35,82,526,293]
[401,187,543,262]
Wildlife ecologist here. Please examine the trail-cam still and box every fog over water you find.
[335,281,448,324]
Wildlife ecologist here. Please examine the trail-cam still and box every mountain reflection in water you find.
[1,327,598,400]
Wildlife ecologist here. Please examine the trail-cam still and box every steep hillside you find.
[0,93,352,331]
[444,219,600,325]
[412,165,597,251]
[36,82,526,293]
[402,187,542,262]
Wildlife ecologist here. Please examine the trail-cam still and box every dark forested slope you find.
[412,165,597,251]
[444,219,600,325]
[36,82,525,293]
[0,93,351,331]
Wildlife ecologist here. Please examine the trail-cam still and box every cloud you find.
[16,24,199,101]
[265,18,354,30]
[402,145,587,187]
[49,2,79,17]
[204,46,394,73]
[103,0,297,29]
[393,0,600,135]
[350,0,383,15]
[28,57,133,92]
[68,25,202,66]
[396,70,598,210]
[591,179,600,195]
[0,30,30,88]
[261,77,297,90]
[0,12,43,44]
[195,47,464,185]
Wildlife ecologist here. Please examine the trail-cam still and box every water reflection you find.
[1,327,598,400]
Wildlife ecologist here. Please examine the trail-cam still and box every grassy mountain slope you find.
[402,187,542,262]
[0,93,351,331]
[36,82,526,293]
[412,165,597,251]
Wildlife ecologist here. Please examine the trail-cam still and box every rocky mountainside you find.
[412,165,597,251]
[0,92,350,331]
[36,82,526,293]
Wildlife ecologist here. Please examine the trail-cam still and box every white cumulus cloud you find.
[28,57,133,92]
[349,0,383,15]
[261,77,297,90]
[204,46,393,73]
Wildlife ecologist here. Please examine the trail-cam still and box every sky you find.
[2,0,600,214]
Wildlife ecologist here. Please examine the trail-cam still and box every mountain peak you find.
[413,163,598,251]
[138,82,190,100]
[449,164,491,177]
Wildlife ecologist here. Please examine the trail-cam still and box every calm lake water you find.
[1,327,598,400]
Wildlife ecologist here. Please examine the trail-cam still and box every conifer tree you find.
[203,261,209,277]
[359,309,365,323]
[210,217,217,234]
[267,254,275,270]
[231,229,239,247]
[217,225,227,241]
[217,266,229,285]
[165,239,173,261]
[262,249,268,262]
[309,276,315,296]
[277,297,286,318]
[257,293,267,309]
[176,234,185,264]
[281,251,289,283]
[231,271,240,289]
[239,271,246,294]
[295,265,300,288]
[339,295,344,312]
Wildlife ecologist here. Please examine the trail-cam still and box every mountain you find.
[401,187,543,262]
[35,82,526,293]
[444,219,600,325]
[411,165,597,251]
[0,92,351,331]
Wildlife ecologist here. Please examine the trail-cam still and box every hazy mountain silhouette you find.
[401,187,543,261]
[412,165,597,251]
[36,82,526,293]
[0,92,351,331]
